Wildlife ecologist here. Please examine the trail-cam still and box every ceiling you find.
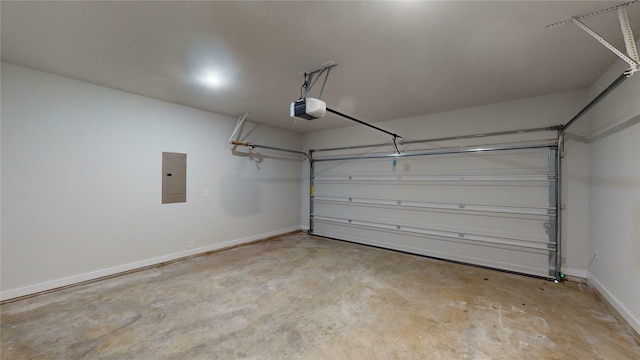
[2,1,639,133]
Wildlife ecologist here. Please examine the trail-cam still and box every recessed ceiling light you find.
[198,70,225,87]
[202,74,223,88]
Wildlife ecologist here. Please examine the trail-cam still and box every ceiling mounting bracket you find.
[546,0,639,76]
[299,61,338,100]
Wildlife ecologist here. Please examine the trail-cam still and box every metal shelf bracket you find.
[547,1,639,76]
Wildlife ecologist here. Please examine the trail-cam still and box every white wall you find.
[561,139,591,278]
[303,91,586,150]
[585,40,640,334]
[302,90,589,275]
[1,63,304,300]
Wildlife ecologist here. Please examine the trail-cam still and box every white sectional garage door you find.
[310,144,559,279]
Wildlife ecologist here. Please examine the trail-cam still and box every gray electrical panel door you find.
[311,146,558,279]
[162,152,187,204]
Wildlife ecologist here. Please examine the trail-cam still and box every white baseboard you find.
[1,226,303,301]
[588,273,640,335]
[562,266,588,279]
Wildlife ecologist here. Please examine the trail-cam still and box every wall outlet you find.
[186,241,195,249]
[293,212,298,220]
[203,190,209,198]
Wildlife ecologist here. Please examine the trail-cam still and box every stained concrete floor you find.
[2,232,639,359]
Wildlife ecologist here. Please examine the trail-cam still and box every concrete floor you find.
[2,232,639,359]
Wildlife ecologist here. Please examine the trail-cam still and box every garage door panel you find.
[314,149,550,175]
[314,202,549,242]
[310,145,558,279]
[312,222,552,278]
[314,183,551,208]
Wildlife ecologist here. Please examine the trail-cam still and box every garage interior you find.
[1,1,639,359]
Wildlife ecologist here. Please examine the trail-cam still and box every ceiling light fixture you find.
[204,75,221,86]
